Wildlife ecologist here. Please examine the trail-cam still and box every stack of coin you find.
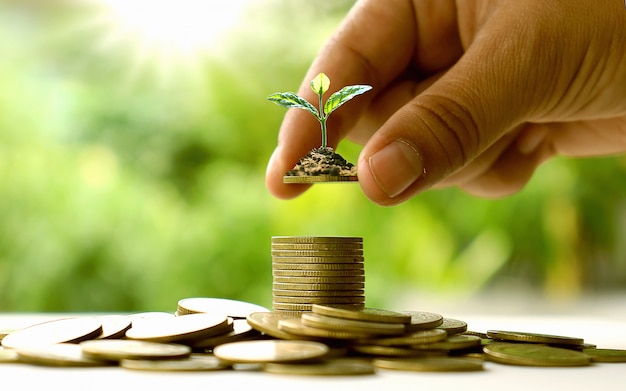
[271,236,365,313]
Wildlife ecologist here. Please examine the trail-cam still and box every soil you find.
[285,147,357,177]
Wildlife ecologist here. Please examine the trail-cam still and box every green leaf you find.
[324,84,372,117]
[310,73,330,96]
[267,92,319,118]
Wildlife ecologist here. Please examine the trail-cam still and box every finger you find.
[266,0,461,200]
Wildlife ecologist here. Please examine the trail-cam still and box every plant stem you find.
[318,90,327,148]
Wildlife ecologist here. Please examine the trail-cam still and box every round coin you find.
[1,317,103,349]
[94,315,133,339]
[359,328,448,346]
[402,311,444,331]
[436,318,468,335]
[246,312,302,340]
[413,335,482,351]
[311,305,411,324]
[80,339,192,361]
[483,342,591,367]
[301,313,406,336]
[125,313,231,343]
[374,357,484,372]
[16,343,113,367]
[272,263,364,271]
[271,250,364,257]
[213,339,330,363]
[351,345,430,358]
[486,330,584,346]
[177,297,270,318]
[273,269,365,277]
[121,353,231,371]
[271,243,363,251]
[273,303,365,313]
[271,236,363,244]
[274,296,365,305]
[273,289,365,297]
[264,358,375,376]
[277,319,371,340]
[273,283,365,291]
[283,175,358,183]
[272,256,364,264]
[273,276,365,284]
[191,319,262,349]
[582,348,626,363]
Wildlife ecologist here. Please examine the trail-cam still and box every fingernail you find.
[368,139,424,198]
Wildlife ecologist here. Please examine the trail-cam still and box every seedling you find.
[267,73,372,149]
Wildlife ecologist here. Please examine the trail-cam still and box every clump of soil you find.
[286,147,357,177]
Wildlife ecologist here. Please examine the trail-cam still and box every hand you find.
[266,0,626,206]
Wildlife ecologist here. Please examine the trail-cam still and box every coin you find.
[271,243,363,251]
[273,296,365,305]
[483,342,591,366]
[80,339,192,361]
[413,335,482,351]
[351,345,430,357]
[121,353,232,371]
[271,236,363,244]
[273,282,365,291]
[273,289,365,297]
[1,317,103,349]
[358,328,448,346]
[0,347,19,363]
[401,311,444,331]
[271,250,364,257]
[283,175,358,183]
[278,318,371,340]
[486,330,584,346]
[125,313,231,343]
[436,318,468,335]
[582,348,626,363]
[213,339,330,363]
[273,269,365,277]
[273,276,365,284]
[300,313,406,336]
[311,305,411,324]
[94,315,133,339]
[264,358,375,376]
[177,297,270,318]
[271,256,364,264]
[16,343,114,367]
[272,263,364,271]
[191,319,262,349]
[273,303,365,313]
[246,312,302,340]
[373,357,484,372]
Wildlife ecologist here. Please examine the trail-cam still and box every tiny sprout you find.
[267,73,372,149]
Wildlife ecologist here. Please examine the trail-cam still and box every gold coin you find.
[486,330,584,346]
[483,342,591,367]
[413,335,482,351]
[351,345,429,358]
[1,317,103,349]
[273,282,364,291]
[271,256,364,264]
[16,343,114,367]
[125,313,231,344]
[121,353,232,371]
[271,243,363,251]
[401,311,444,331]
[177,297,270,318]
[0,347,20,363]
[273,269,365,277]
[190,319,263,349]
[283,175,358,183]
[271,236,363,244]
[93,315,133,339]
[80,339,192,361]
[271,250,364,257]
[272,263,364,271]
[273,289,365,297]
[264,358,375,376]
[359,328,448,346]
[273,303,364,313]
[311,305,411,324]
[582,348,626,363]
[374,357,484,372]
[436,318,468,335]
[273,276,365,284]
[245,312,302,340]
[273,296,365,305]
[301,313,406,336]
[277,318,371,340]
[213,339,330,364]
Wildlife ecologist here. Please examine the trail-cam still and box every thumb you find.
[357,20,544,205]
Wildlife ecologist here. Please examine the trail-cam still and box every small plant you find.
[267,73,372,149]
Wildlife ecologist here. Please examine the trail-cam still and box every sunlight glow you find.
[101,0,251,52]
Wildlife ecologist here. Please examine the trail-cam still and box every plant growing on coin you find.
[267,73,372,149]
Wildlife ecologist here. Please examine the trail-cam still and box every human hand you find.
[265,0,626,206]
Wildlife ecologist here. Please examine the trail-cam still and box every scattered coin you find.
[401,311,444,331]
[351,345,431,358]
[358,328,448,346]
[93,315,133,339]
[264,358,376,376]
[15,343,113,367]
[177,297,270,318]
[278,318,371,340]
[1,317,103,349]
[191,319,263,349]
[246,311,303,340]
[80,339,191,361]
[413,335,482,351]
[486,330,584,346]
[125,313,231,344]
[300,313,406,336]
[582,348,626,363]
[436,318,468,335]
[213,339,330,364]
[121,353,232,371]
[311,305,411,324]
[483,342,591,367]
[373,356,484,372]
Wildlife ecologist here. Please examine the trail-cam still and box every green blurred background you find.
[1,0,624,313]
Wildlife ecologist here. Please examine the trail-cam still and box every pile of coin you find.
[271,236,365,313]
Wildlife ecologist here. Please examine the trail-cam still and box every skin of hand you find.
[265,0,626,206]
